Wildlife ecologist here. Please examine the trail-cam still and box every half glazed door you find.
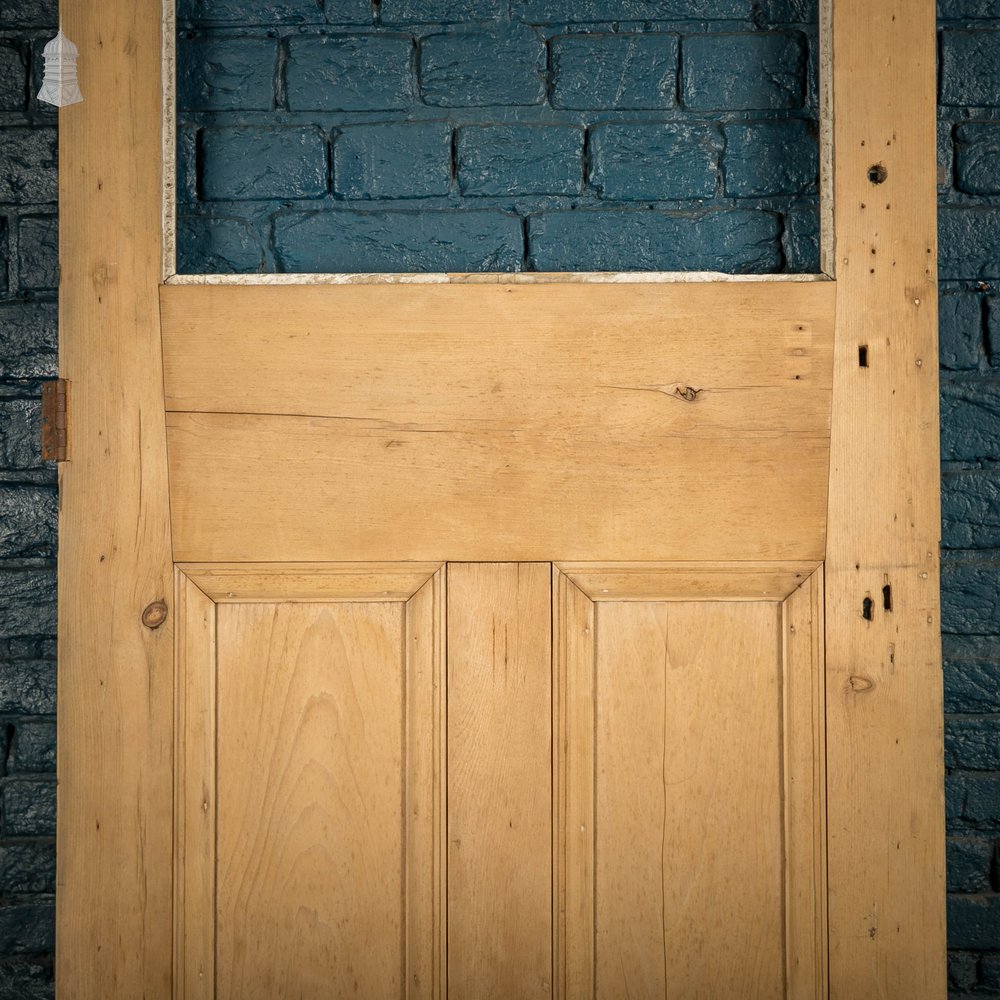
[56,2,946,1000]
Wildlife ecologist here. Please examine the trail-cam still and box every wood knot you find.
[849,675,875,693]
[674,385,700,402]
[141,600,168,630]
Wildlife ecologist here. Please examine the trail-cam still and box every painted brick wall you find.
[0,0,58,995]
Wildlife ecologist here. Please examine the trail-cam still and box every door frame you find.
[56,1,945,996]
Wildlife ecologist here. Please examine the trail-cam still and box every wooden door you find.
[56,2,946,999]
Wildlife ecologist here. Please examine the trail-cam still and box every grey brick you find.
[0,902,53,956]
[17,216,57,291]
[947,718,1000,771]
[178,0,328,23]
[941,31,1000,107]
[0,570,55,642]
[0,305,55,381]
[948,895,1000,950]
[943,471,1000,551]
[0,661,56,716]
[723,120,816,197]
[381,0,504,23]
[940,0,1000,15]
[8,722,55,774]
[274,209,523,272]
[681,32,805,111]
[286,34,413,111]
[1,780,55,837]
[0,486,56,560]
[456,124,582,197]
[177,215,265,274]
[589,123,719,201]
[940,208,1000,281]
[0,843,55,895]
[177,35,276,112]
[784,206,820,273]
[334,123,451,199]
[0,399,40,471]
[201,127,328,201]
[551,33,677,110]
[528,208,780,272]
[941,379,1000,462]
[942,551,1000,637]
[956,123,1000,196]
[0,0,57,28]
[940,292,984,371]
[0,42,26,112]
[513,0,748,20]
[948,836,997,893]
[420,25,545,107]
[0,129,56,205]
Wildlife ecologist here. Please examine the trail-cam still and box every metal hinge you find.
[41,378,69,462]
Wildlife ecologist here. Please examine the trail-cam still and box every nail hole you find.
[862,597,874,621]
[882,584,892,612]
[868,163,888,184]
[859,345,869,367]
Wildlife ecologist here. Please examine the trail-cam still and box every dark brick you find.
[176,215,265,274]
[948,895,1000,950]
[589,123,719,201]
[8,722,55,774]
[943,471,1000,550]
[948,950,980,992]
[551,33,677,110]
[939,120,954,192]
[0,129,56,205]
[528,208,781,272]
[177,36,276,112]
[940,0,1000,15]
[942,551,1000,637]
[753,0,817,22]
[274,208,523,272]
[948,836,996,892]
[0,399,40,471]
[201,127,328,201]
[420,25,545,107]
[939,292,984,371]
[0,305,54,382]
[0,0,57,28]
[941,31,1000,107]
[956,123,1000,196]
[0,843,55,895]
[948,719,1000,772]
[723,120,816,197]
[325,0,379,23]
[940,379,1000,462]
[177,127,199,205]
[17,216,57,291]
[940,209,1000,280]
[945,636,1000,714]
[983,954,1000,991]
[286,34,413,111]
[0,570,55,642]
[457,124,582,197]
[0,487,55,560]
[681,32,805,111]
[0,661,56,716]
[1,780,54,837]
[513,0,748,19]
[0,42,26,112]
[178,0,328,23]
[953,775,1000,829]
[0,903,53,956]
[334,123,451,199]
[784,206,820,273]
[381,0,504,23]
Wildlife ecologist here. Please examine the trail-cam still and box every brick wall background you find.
[0,0,999,996]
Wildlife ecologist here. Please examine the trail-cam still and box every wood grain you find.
[826,1,946,995]
[447,564,553,998]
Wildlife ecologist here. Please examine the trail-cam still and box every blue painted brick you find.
[983,955,1000,992]
[784,206,819,273]
[0,128,56,205]
[325,0,376,24]
[0,661,56,716]
[334,123,451,199]
[381,0,504,24]
[940,208,1000,280]
[0,42,26,112]
[941,551,1000,637]
[938,120,954,193]
[941,379,1000,461]
[8,722,55,774]
[0,843,55,895]
[457,124,582,197]
[0,486,56,560]
[947,718,1000,771]
[178,0,330,23]
[2,780,55,837]
[945,636,1000,714]
[0,0,57,28]
[724,120,816,197]
[943,471,1000,550]
[0,304,57,380]
[528,209,780,272]
[0,962,53,1000]
[941,31,1000,108]
[177,128,199,205]
[0,903,53,956]
[589,123,719,201]
[948,950,980,992]
[0,400,40,471]
[274,209,524,271]
[939,292,983,371]
[177,35,276,112]
[940,0,1000,15]
[753,0,817,22]
[948,895,1000,951]
[201,127,328,201]
[947,837,996,892]
[512,0,748,20]
[177,215,266,273]
[956,123,1000,196]
[0,570,55,642]
[551,33,678,110]
[286,34,413,111]
[959,776,1000,829]
[17,216,57,291]
[682,33,805,110]
[419,26,545,107]
[0,216,9,296]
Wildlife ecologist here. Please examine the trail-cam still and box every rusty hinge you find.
[41,379,69,462]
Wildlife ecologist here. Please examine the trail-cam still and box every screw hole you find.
[859,345,869,367]
[868,163,888,184]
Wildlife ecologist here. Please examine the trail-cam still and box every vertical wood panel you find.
[447,563,553,998]
[827,0,946,994]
